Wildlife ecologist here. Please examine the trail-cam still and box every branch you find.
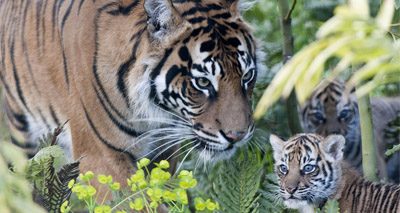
[276,0,303,134]
[357,92,378,181]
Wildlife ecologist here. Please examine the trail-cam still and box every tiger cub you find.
[270,133,400,213]
[299,79,400,181]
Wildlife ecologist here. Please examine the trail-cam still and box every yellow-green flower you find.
[151,167,163,180]
[159,160,169,169]
[131,169,145,183]
[131,183,137,191]
[150,201,158,209]
[133,198,144,210]
[194,197,206,210]
[138,179,147,189]
[162,190,176,202]
[105,175,112,184]
[147,188,154,197]
[138,158,150,169]
[161,171,171,181]
[98,174,107,184]
[94,205,111,213]
[174,189,188,204]
[87,186,97,196]
[178,170,190,179]
[206,199,216,210]
[60,201,70,213]
[68,180,75,189]
[189,179,197,188]
[110,182,120,191]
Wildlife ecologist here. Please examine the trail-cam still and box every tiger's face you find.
[146,0,259,160]
[300,79,359,154]
[269,133,345,210]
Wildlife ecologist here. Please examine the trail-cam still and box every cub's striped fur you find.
[299,79,400,181]
[0,0,262,190]
[270,133,400,213]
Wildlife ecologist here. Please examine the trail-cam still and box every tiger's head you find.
[299,79,359,154]
[269,133,345,210]
[130,0,262,160]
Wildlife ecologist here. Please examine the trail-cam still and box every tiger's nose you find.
[286,186,297,194]
[224,130,247,143]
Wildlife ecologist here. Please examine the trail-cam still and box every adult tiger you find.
[299,79,400,182]
[0,0,262,188]
[269,133,400,213]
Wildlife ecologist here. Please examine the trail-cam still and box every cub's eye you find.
[303,165,315,174]
[242,69,254,83]
[338,109,351,120]
[195,77,211,89]
[279,165,288,174]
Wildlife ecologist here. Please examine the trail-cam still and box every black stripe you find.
[49,105,60,126]
[52,0,60,41]
[10,136,36,149]
[83,103,137,164]
[78,0,85,14]
[10,40,33,115]
[149,48,173,102]
[92,2,127,120]
[22,0,41,92]
[41,0,48,54]
[38,108,51,130]
[117,28,145,107]
[212,12,231,19]
[36,0,42,51]
[93,84,143,137]
[59,0,75,87]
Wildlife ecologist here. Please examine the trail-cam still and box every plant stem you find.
[357,93,378,181]
[276,0,303,134]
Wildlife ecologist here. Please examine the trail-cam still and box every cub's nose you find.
[286,186,297,194]
[221,130,248,143]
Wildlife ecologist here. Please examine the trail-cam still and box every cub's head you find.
[299,79,359,151]
[269,133,345,210]
[142,0,262,159]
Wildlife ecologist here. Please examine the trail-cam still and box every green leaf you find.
[386,144,400,156]
[324,199,340,213]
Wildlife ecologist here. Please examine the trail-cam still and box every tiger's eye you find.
[242,69,254,82]
[279,165,288,174]
[338,109,351,120]
[312,112,324,121]
[196,77,211,88]
[303,165,315,174]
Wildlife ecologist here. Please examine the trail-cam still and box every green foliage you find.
[258,174,286,212]
[211,153,263,212]
[386,144,400,156]
[0,142,46,213]
[25,127,81,213]
[65,159,219,213]
[254,0,399,118]
[315,199,340,213]
[385,112,400,156]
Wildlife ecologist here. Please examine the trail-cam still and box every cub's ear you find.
[144,0,188,41]
[269,134,285,161]
[321,135,345,161]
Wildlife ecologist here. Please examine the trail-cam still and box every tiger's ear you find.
[222,0,255,17]
[321,135,345,161]
[269,134,286,161]
[144,0,188,41]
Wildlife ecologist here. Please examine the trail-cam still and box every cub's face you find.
[269,134,345,210]
[150,15,258,160]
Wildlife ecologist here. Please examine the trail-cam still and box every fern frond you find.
[258,173,286,213]
[211,156,263,212]
[37,157,81,212]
